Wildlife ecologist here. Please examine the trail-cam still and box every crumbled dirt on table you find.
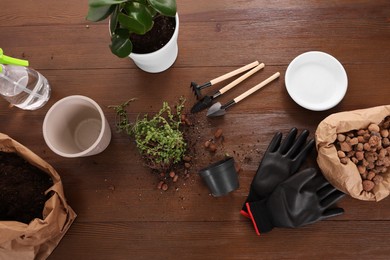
[156,111,261,193]
[183,113,262,172]
[183,113,227,171]
[153,111,212,192]
[0,152,53,224]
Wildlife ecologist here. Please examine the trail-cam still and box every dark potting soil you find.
[0,152,53,224]
[130,15,176,54]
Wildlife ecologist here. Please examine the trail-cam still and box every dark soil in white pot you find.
[0,152,53,224]
[130,16,176,54]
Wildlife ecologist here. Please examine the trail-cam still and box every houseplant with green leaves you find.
[87,0,178,73]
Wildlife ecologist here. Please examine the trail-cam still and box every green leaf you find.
[147,0,176,17]
[135,0,148,4]
[89,0,127,8]
[145,5,157,17]
[109,5,120,34]
[118,2,153,34]
[110,28,133,58]
[86,4,116,21]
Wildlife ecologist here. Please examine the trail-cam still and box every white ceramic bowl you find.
[285,51,348,111]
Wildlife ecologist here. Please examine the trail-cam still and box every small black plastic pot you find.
[199,157,239,197]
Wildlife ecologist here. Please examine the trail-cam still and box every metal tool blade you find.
[206,102,226,117]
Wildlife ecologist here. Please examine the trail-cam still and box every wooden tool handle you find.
[209,61,260,85]
[233,72,280,104]
[219,63,265,94]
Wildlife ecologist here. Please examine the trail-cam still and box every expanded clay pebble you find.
[214,128,223,139]
[162,183,169,191]
[337,150,346,158]
[183,156,192,162]
[203,129,225,153]
[363,180,375,192]
[373,174,384,185]
[157,181,164,190]
[184,162,191,169]
[181,113,192,126]
[381,129,389,138]
[337,134,346,142]
[334,116,390,193]
[208,143,217,153]
[368,123,380,133]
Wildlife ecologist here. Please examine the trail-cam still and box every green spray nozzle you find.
[0,48,29,72]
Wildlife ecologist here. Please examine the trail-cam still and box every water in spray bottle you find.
[0,48,51,110]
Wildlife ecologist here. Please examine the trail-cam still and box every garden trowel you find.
[206,72,280,117]
[191,63,265,113]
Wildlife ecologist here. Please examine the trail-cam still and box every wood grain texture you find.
[1,0,390,259]
[52,221,390,260]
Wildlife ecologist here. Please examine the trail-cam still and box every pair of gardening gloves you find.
[241,128,345,235]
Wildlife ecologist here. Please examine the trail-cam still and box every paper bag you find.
[315,105,390,201]
[0,133,76,260]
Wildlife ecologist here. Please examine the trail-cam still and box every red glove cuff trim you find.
[246,202,261,236]
[240,209,250,218]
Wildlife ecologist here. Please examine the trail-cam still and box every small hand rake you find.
[190,63,265,113]
[190,61,259,99]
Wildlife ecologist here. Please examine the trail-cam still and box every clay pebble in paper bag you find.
[315,105,390,201]
[0,133,76,260]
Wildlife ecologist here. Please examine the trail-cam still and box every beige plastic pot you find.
[43,95,111,158]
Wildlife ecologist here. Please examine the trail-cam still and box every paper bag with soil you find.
[316,105,390,201]
[0,133,76,260]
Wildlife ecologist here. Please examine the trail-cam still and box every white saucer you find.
[285,51,348,111]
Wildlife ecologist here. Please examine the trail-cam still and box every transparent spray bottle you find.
[0,48,51,110]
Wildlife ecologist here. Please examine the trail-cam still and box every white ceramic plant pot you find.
[130,13,179,73]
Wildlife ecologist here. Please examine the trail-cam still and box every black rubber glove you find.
[241,128,315,217]
[245,168,345,235]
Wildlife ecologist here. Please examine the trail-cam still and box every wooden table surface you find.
[2,0,390,259]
